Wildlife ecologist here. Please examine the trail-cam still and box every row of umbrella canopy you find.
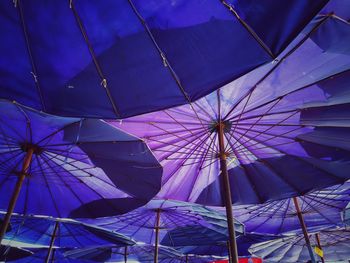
[0,0,350,262]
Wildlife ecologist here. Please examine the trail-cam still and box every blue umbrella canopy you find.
[0,100,162,220]
[234,182,350,235]
[11,248,93,263]
[1,213,135,249]
[162,225,278,258]
[0,0,328,118]
[82,199,244,245]
[342,202,350,226]
[111,11,350,206]
[249,228,350,262]
[0,245,32,262]
[65,244,183,262]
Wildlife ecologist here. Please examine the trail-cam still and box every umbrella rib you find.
[233,124,304,144]
[231,97,289,148]
[224,132,265,197]
[41,152,122,188]
[228,67,350,123]
[232,110,301,151]
[228,108,299,123]
[126,0,192,105]
[247,200,287,233]
[16,0,46,110]
[230,130,304,194]
[148,121,213,151]
[35,120,80,146]
[158,130,215,163]
[236,126,349,186]
[161,132,214,187]
[147,130,205,151]
[0,153,26,189]
[35,155,62,217]
[144,126,205,139]
[276,199,291,235]
[301,197,340,226]
[70,2,120,117]
[40,153,98,199]
[63,223,86,248]
[13,102,33,143]
[222,15,331,121]
[220,0,275,58]
[40,153,121,218]
[0,117,28,144]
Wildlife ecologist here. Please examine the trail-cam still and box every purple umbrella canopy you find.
[233,182,350,235]
[0,100,163,244]
[64,244,184,263]
[82,199,244,245]
[111,12,350,206]
[0,0,328,119]
[249,228,350,262]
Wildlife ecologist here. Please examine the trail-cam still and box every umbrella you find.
[234,182,350,235]
[1,213,135,263]
[0,1,328,119]
[11,248,93,263]
[0,100,162,244]
[249,228,350,262]
[342,202,350,225]
[0,245,32,262]
[162,226,278,258]
[82,199,244,263]
[111,11,350,262]
[65,244,183,263]
[234,182,350,262]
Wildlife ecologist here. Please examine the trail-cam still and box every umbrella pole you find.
[45,221,59,263]
[124,246,128,263]
[292,197,316,263]
[227,240,232,263]
[0,148,34,243]
[315,233,325,263]
[217,122,239,263]
[154,208,161,263]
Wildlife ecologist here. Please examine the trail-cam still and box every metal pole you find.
[0,148,34,243]
[185,255,188,263]
[124,246,128,263]
[154,209,161,263]
[315,233,325,263]
[292,197,316,263]
[45,221,59,263]
[217,122,239,263]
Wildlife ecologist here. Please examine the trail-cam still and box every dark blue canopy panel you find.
[2,215,134,248]
[0,245,32,262]
[0,100,162,218]
[0,0,327,118]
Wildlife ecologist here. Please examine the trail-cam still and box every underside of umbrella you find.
[0,1,328,118]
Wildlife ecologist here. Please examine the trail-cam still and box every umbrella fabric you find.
[1,214,134,249]
[82,199,244,245]
[111,12,350,205]
[65,244,183,262]
[0,1,328,119]
[0,245,32,261]
[163,229,279,257]
[249,228,350,262]
[0,100,162,218]
[343,202,350,226]
[11,248,93,263]
[234,182,350,235]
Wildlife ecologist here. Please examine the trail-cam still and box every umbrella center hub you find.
[208,120,232,134]
[20,143,43,155]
